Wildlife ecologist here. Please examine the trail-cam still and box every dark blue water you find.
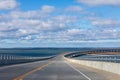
[0,48,92,57]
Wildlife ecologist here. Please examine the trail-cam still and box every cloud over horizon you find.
[77,0,120,6]
[0,0,120,47]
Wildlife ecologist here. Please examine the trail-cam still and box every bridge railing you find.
[65,48,120,63]
[0,54,54,66]
[76,54,120,63]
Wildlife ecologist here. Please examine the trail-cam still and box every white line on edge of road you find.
[65,61,92,80]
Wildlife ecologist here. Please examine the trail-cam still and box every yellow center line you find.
[13,61,55,80]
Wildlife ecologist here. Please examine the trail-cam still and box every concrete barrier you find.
[64,57,120,75]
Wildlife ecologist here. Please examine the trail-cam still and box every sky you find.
[0,0,120,48]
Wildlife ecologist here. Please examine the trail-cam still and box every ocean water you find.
[0,48,92,57]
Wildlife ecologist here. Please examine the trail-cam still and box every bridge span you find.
[0,54,120,80]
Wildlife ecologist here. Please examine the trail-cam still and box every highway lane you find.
[0,55,118,80]
[23,56,91,80]
[0,59,52,80]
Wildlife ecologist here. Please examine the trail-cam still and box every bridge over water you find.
[0,49,120,80]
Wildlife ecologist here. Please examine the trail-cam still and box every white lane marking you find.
[65,61,92,80]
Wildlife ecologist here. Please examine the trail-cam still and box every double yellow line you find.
[13,61,54,80]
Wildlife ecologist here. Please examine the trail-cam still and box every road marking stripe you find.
[65,61,92,80]
[13,61,54,80]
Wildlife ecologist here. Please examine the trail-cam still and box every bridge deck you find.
[0,55,120,80]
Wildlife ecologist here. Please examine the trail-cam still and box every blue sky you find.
[0,0,120,48]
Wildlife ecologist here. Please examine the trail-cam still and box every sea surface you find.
[0,48,93,57]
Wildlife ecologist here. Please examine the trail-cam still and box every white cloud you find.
[66,29,84,36]
[0,5,78,40]
[55,28,120,42]
[77,0,120,6]
[1,3,120,44]
[91,19,120,27]
[0,0,18,10]
[66,6,83,12]
[41,5,55,13]
[1,15,120,43]
[23,36,32,40]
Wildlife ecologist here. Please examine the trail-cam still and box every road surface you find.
[0,55,119,80]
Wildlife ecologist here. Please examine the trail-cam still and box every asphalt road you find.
[0,55,118,80]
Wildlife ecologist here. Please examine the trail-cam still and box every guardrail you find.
[76,54,120,63]
[0,54,54,67]
[64,49,120,75]
[65,49,120,63]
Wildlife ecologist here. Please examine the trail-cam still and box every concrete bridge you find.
[0,50,120,80]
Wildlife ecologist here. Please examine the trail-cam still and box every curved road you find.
[0,55,119,80]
